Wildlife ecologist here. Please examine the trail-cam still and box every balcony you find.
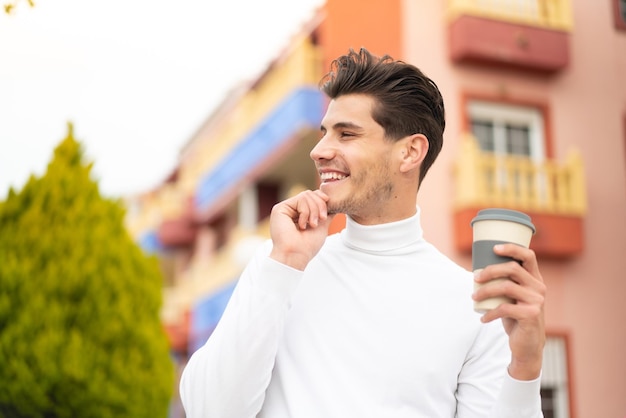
[453,135,586,258]
[447,0,572,73]
[152,185,197,248]
[157,213,196,248]
[186,36,324,223]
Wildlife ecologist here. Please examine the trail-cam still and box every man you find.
[180,48,546,417]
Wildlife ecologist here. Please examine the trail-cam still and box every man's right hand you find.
[269,189,336,271]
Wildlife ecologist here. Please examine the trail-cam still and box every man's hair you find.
[320,48,445,184]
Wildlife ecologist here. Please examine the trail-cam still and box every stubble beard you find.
[326,167,395,217]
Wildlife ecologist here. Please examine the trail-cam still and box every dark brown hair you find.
[320,48,445,184]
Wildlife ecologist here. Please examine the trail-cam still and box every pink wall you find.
[402,0,626,415]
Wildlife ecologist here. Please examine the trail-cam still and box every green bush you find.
[0,124,174,418]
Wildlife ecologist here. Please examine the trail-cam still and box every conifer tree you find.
[0,124,174,417]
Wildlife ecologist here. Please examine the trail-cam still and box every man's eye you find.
[340,132,355,138]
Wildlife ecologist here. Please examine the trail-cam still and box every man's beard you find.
[326,172,395,217]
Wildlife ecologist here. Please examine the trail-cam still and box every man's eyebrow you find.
[319,121,364,132]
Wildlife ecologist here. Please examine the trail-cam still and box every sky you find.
[0,0,324,199]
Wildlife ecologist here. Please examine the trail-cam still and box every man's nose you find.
[310,135,333,162]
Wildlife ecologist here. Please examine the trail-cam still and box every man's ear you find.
[399,134,429,174]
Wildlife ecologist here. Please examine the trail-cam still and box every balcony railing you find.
[124,183,190,239]
[454,135,586,215]
[447,0,573,31]
[453,135,586,258]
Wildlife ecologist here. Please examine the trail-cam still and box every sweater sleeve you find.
[491,373,543,417]
[179,245,302,418]
[456,320,544,417]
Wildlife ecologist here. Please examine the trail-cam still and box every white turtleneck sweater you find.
[180,210,543,418]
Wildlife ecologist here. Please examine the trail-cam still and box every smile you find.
[320,172,348,182]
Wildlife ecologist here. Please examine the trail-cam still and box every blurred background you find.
[2,0,626,417]
[0,0,323,198]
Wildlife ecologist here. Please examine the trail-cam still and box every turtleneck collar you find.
[340,207,425,254]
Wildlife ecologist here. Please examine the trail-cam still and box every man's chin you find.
[324,191,356,215]
[326,200,349,216]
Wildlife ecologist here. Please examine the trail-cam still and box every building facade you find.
[126,0,626,416]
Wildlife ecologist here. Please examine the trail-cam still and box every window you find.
[541,335,572,418]
[540,387,557,418]
[468,100,545,161]
[257,182,280,221]
[467,100,548,200]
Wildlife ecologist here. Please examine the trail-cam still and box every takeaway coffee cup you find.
[471,208,536,313]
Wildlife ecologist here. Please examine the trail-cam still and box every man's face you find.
[311,94,401,224]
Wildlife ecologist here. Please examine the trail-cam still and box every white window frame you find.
[541,335,571,418]
[468,100,546,163]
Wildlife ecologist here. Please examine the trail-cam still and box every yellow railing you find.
[454,135,586,215]
[446,0,573,31]
[124,182,191,240]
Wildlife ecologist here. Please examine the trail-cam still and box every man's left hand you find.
[473,243,546,380]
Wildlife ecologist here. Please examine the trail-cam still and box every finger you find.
[475,277,545,324]
[476,263,547,304]
[475,261,527,285]
[480,299,543,324]
[308,190,330,222]
[494,244,541,280]
[295,197,311,229]
[295,191,328,229]
[318,212,337,230]
[312,190,329,220]
[274,193,311,230]
[473,275,543,306]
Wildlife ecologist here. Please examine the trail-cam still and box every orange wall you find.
[319,0,403,69]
